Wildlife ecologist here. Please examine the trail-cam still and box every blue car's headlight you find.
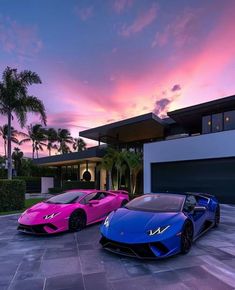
[147,225,170,236]
[43,212,60,220]
[104,215,110,227]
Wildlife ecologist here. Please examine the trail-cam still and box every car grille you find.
[100,236,169,259]
[18,223,57,234]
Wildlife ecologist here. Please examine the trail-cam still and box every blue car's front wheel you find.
[181,220,193,254]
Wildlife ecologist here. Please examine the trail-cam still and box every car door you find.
[81,192,112,223]
[184,195,207,237]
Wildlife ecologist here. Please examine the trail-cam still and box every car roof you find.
[64,189,105,196]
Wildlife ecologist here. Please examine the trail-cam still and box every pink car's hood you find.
[18,202,73,225]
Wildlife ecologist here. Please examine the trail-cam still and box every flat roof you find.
[33,146,106,166]
[80,112,166,144]
[168,95,235,132]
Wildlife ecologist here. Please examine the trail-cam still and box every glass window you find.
[202,115,212,134]
[45,191,85,204]
[212,113,223,132]
[125,194,185,212]
[224,110,235,131]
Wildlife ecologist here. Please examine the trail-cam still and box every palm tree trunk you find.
[7,111,12,179]
[4,140,7,157]
[32,143,35,159]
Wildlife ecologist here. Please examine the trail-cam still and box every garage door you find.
[151,158,235,204]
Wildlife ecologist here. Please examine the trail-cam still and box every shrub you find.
[63,181,95,190]
[0,179,25,212]
[14,176,41,193]
[48,187,63,194]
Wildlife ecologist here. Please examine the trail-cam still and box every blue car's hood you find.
[101,208,185,243]
[111,208,180,232]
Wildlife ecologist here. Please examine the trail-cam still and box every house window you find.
[212,113,223,132]
[202,115,212,134]
[224,110,235,131]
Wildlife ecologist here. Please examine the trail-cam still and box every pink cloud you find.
[152,8,202,48]
[113,0,134,13]
[0,16,42,59]
[74,6,94,21]
[120,3,158,37]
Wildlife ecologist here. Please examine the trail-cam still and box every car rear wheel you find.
[121,200,128,207]
[213,205,220,228]
[69,211,86,232]
[181,220,193,254]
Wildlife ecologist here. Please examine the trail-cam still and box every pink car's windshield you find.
[45,191,86,204]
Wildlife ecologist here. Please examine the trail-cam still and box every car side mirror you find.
[194,206,206,212]
[88,200,99,206]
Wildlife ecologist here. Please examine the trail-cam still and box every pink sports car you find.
[17,189,129,234]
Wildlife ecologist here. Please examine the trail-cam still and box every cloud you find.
[74,5,93,21]
[171,84,181,92]
[154,98,171,117]
[152,8,202,48]
[113,0,134,13]
[0,16,42,59]
[120,3,158,37]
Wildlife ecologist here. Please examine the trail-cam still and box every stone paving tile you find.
[44,273,84,290]
[8,278,45,290]
[41,257,81,278]
[0,204,234,290]
[83,272,111,290]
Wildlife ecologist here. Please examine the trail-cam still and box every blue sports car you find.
[100,192,220,259]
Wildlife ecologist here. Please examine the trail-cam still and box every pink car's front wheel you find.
[68,210,86,232]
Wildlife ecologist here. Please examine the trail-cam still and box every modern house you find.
[34,95,235,203]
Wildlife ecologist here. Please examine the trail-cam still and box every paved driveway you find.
[0,204,235,290]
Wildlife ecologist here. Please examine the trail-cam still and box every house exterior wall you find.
[144,130,235,193]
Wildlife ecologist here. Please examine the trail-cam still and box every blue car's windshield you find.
[45,191,85,204]
[125,194,185,212]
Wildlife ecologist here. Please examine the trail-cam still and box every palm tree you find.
[123,151,143,195]
[73,137,86,152]
[0,66,46,179]
[100,147,118,190]
[12,147,23,176]
[20,124,46,159]
[115,151,127,189]
[57,128,73,154]
[0,124,19,157]
[45,128,58,156]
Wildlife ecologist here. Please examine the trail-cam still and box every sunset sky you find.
[1,0,235,156]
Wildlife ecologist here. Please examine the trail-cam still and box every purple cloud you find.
[171,84,181,92]
[154,98,171,117]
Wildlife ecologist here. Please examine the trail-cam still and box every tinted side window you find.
[212,113,223,132]
[80,193,97,205]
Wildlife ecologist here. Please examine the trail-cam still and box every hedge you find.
[0,179,25,212]
[48,187,63,194]
[13,176,41,193]
[63,181,95,190]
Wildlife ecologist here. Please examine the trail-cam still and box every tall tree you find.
[0,67,46,178]
[57,128,73,154]
[0,124,19,157]
[12,147,23,176]
[45,128,58,156]
[100,147,118,190]
[20,124,46,159]
[73,137,86,152]
[123,151,143,194]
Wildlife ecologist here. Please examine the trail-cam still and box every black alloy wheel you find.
[213,205,220,228]
[181,220,193,254]
[69,211,86,232]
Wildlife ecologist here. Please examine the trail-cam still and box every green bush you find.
[0,179,25,212]
[48,187,63,194]
[63,181,95,190]
[14,176,41,193]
